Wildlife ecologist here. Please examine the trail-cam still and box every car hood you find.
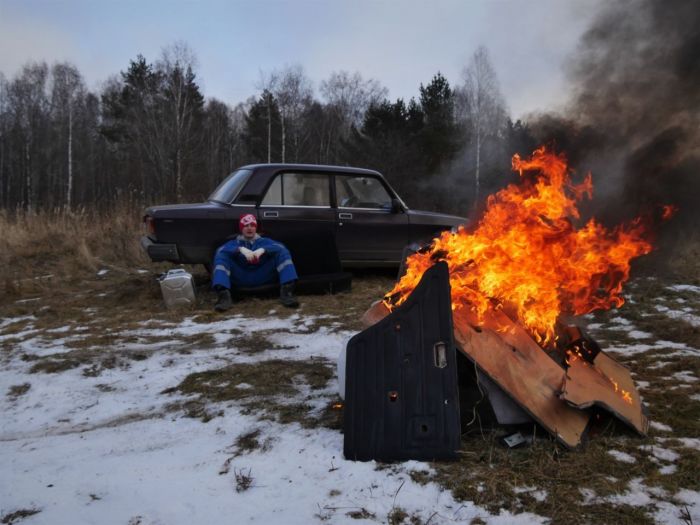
[406,209,467,228]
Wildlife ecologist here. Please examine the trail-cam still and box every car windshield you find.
[208,169,253,203]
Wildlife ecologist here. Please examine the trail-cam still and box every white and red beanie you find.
[239,213,257,230]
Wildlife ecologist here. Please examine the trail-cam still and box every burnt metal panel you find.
[343,262,460,461]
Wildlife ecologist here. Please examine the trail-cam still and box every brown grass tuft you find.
[0,202,152,301]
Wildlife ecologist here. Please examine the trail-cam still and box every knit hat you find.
[239,213,258,230]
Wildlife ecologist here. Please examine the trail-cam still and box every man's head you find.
[239,213,258,240]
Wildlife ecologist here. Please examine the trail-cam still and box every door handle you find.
[263,211,279,218]
[339,213,353,220]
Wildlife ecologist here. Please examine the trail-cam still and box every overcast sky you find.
[0,0,603,119]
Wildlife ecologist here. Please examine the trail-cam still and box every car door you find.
[257,171,337,273]
[334,174,409,263]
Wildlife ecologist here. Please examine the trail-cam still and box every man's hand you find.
[239,247,265,264]
[239,247,256,263]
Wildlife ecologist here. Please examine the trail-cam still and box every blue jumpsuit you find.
[211,234,298,290]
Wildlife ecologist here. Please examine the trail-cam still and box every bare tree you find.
[7,62,50,211]
[0,73,7,207]
[256,71,279,163]
[272,65,313,162]
[320,71,387,130]
[50,62,85,209]
[461,46,507,210]
[319,71,387,163]
[157,42,204,201]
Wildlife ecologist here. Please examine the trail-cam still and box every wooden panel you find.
[452,307,590,449]
[561,352,648,435]
[361,300,391,328]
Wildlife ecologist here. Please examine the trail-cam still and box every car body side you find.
[141,164,465,270]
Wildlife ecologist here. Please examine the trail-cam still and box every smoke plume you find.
[531,0,700,239]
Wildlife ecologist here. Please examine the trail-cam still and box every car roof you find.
[234,164,392,203]
[238,163,382,177]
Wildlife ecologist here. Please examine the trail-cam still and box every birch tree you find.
[50,63,85,209]
[272,65,312,163]
[462,47,506,210]
[157,42,204,201]
[256,71,279,163]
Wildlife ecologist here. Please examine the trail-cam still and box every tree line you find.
[0,43,538,216]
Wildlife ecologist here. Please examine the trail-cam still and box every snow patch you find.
[629,330,652,339]
[607,450,636,463]
[649,421,673,432]
[667,284,700,294]
[672,371,698,383]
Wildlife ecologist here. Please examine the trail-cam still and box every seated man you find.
[211,213,299,311]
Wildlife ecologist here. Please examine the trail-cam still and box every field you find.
[1,208,699,525]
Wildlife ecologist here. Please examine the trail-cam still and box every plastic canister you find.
[159,269,196,309]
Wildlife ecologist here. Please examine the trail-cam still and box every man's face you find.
[241,223,257,240]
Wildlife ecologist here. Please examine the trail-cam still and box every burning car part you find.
[353,263,647,454]
[344,263,461,461]
[346,147,654,458]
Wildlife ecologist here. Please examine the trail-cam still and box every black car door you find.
[334,175,409,263]
[256,171,337,274]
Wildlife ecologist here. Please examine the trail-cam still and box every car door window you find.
[261,175,282,205]
[261,173,330,207]
[337,176,392,209]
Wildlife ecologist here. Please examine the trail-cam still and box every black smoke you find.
[530,0,700,243]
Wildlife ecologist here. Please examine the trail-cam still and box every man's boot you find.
[279,281,299,308]
[214,288,233,312]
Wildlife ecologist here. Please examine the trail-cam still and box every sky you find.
[0,0,603,119]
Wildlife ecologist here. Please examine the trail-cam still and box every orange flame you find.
[385,146,654,345]
[661,204,678,221]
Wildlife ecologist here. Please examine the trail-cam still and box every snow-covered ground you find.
[2,276,700,524]
[1,309,546,525]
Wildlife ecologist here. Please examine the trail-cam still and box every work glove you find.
[251,248,265,263]
[239,247,256,263]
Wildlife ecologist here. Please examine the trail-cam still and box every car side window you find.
[261,173,330,207]
[337,176,392,209]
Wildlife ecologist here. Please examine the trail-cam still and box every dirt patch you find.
[6,383,31,399]
[232,428,270,456]
[346,508,376,520]
[162,358,335,427]
[0,508,41,524]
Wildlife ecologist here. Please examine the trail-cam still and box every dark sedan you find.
[141,164,465,273]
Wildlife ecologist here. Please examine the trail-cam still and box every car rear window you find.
[208,169,253,203]
[261,173,330,207]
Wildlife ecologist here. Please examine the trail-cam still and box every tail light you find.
[143,215,156,236]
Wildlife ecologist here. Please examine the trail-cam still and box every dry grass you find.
[0,202,155,301]
[2,208,698,524]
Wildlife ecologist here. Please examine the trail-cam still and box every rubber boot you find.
[279,281,299,308]
[214,288,233,312]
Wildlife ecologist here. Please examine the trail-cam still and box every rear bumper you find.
[140,236,180,262]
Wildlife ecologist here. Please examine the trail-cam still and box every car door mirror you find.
[391,198,404,214]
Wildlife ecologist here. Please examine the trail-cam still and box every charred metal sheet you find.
[343,262,461,461]
[476,371,534,425]
[561,352,648,435]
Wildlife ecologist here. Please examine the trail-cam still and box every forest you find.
[0,44,537,217]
